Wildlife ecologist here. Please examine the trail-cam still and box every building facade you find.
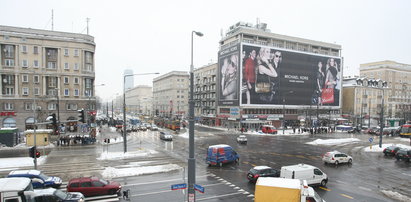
[217,22,342,130]
[125,85,153,116]
[0,25,96,131]
[153,71,189,119]
[359,60,411,123]
[194,63,217,125]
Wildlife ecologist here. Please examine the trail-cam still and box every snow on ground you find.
[102,164,182,179]
[97,149,158,160]
[1,143,56,150]
[0,156,47,172]
[395,137,411,142]
[381,190,411,202]
[179,132,189,139]
[306,138,361,145]
[364,143,411,152]
[101,136,123,145]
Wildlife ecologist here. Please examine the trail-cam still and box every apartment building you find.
[153,71,189,119]
[0,25,96,130]
[125,85,153,116]
[194,63,217,125]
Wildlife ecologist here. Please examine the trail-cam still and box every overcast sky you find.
[1,0,410,101]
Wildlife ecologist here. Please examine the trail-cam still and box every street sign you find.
[171,183,187,190]
[369,137,373,143]
[194,184,205,193]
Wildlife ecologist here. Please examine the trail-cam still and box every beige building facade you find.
[0,25,96,131]
[125,85,153,116]
[153,71,189,118]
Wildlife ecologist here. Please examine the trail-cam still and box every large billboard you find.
[217,44,240,106]
[240,43,342,108]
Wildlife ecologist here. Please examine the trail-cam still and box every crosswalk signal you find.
[29,146,36,158]
[35,150,41,158]
[51,113,57,126]
[78,109,85,123]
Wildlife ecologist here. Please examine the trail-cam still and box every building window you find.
[64,77,69,84]
[25,103,33,110]
[22,87,29,95]
[5,59,15,67]
[47,62,57,69]
[4,87,14,95]
[64,62,69,69]
[3,45,15,58]
[33,46,39,54]
[46,48,58,69]
[74,49,79,57]
[47,77,57,88]
[33,60,39,68]
[66,103,78,110]
[21,45,27,53]
[22,59,28,68]
[64,88,69,96]
[33,75,40,83]
[74,77,79,84]
[74,89,79,96]
[85,51,93,72]
[64,49,69,56]
[48,103,57,110]
[22,74,29,83]
[34,87,40,95]
[74,63,79,70]
[4,103,14,110]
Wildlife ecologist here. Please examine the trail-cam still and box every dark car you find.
[7,170,62,189]
[159,131,173,141]
[395,148,411,162]
[66,177,122,197]
[247,166,280,183]
[383,146,402,156]
[29,188,85,202]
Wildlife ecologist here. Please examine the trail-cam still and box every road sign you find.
[369,137,373,143]
[194,184,205,193]
[171,183,187,190]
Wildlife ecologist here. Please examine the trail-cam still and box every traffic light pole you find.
[32,97,37,169]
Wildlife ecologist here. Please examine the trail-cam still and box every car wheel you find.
[235,158,239,163]
[348,159,352,164]
[320,180,327,187]
[335,161,339,165]
[108,189,117,195]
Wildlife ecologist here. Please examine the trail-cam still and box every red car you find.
[66,177,121,197]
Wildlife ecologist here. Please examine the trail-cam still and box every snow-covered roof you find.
[24,129,54,134]
[9,169,41,175]
[209,144,231,148]
[256,177,301,189]
[282,164,316,171]
[253,166,271,170]
[0,177,31,191]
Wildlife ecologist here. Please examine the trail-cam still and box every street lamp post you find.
[282,91,293,135]
[188,30,203,202]
[123,73,159,153]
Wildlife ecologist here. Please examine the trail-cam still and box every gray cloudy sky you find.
[1,0,410,101]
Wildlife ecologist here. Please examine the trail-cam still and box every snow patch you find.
[97,149,158,160]
[0,156,46,171]
[363,143,411,152]
[102,164,181,178]
[306,138,361,145]
[381,190,411,202]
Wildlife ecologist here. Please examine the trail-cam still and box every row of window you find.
[3,102,81,111]
[2,87,85,97]
[18,45,80,57]
[19,75,82,84]
[3,58,87,70]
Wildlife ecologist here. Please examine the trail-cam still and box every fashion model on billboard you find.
[322,58,340,105]
[221,54,239,100]
[254,47,279,104]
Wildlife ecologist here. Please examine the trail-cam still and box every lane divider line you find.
[340,194,354,199]
[319,186,331,191]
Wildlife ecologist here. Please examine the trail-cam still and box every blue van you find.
[206,144,239,167]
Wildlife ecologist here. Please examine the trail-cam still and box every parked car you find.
[7,170,62,189]
[66,177,122,197]
[28,188,85,202]
[206,144,239,167]
[322,151,353,165]
[236,135,247,144]
[395,148,411,162]
[159,131,173,141]
[383,145,402,156]
[247,166,280,183]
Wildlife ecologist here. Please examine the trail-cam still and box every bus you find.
[399,124,411,138]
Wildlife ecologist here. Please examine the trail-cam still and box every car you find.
[159,131,173,141]
[66,176,122,197]
[27,188,85,202]
[395,148,411,162]
[247,166,280,183]
[151,124,159,131]
[260,125,278,134]
[322,151,353,165]
[237,135,247,144]
[7,170,62,189]
[383,145,402,156]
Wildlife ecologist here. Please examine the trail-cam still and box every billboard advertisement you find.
[240,43,342,108]
[217,44,240,106]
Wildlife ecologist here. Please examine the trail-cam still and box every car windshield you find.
[99,179,108,185]
[54,189,68,199]
[39,173,50,179]
[250,169,260,174]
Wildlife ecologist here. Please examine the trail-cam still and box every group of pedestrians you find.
[57,135,94,146]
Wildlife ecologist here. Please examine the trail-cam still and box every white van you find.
[280,164,328,186]
[0,178,33,202]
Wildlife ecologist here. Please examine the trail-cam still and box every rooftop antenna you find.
[86,18,90,35]
[51,9,54,31]
[256,18,260,28]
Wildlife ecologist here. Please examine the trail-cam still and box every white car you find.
[322,151,353,165]
[236,135,247,144]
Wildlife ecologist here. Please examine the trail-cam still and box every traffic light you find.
[51,113,57,126]
[35,150,41,158]
[29,146,35,158]
[78,109,85,123]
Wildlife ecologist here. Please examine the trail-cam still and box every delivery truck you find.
[255,177,325,202]
[280,163,328,187]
